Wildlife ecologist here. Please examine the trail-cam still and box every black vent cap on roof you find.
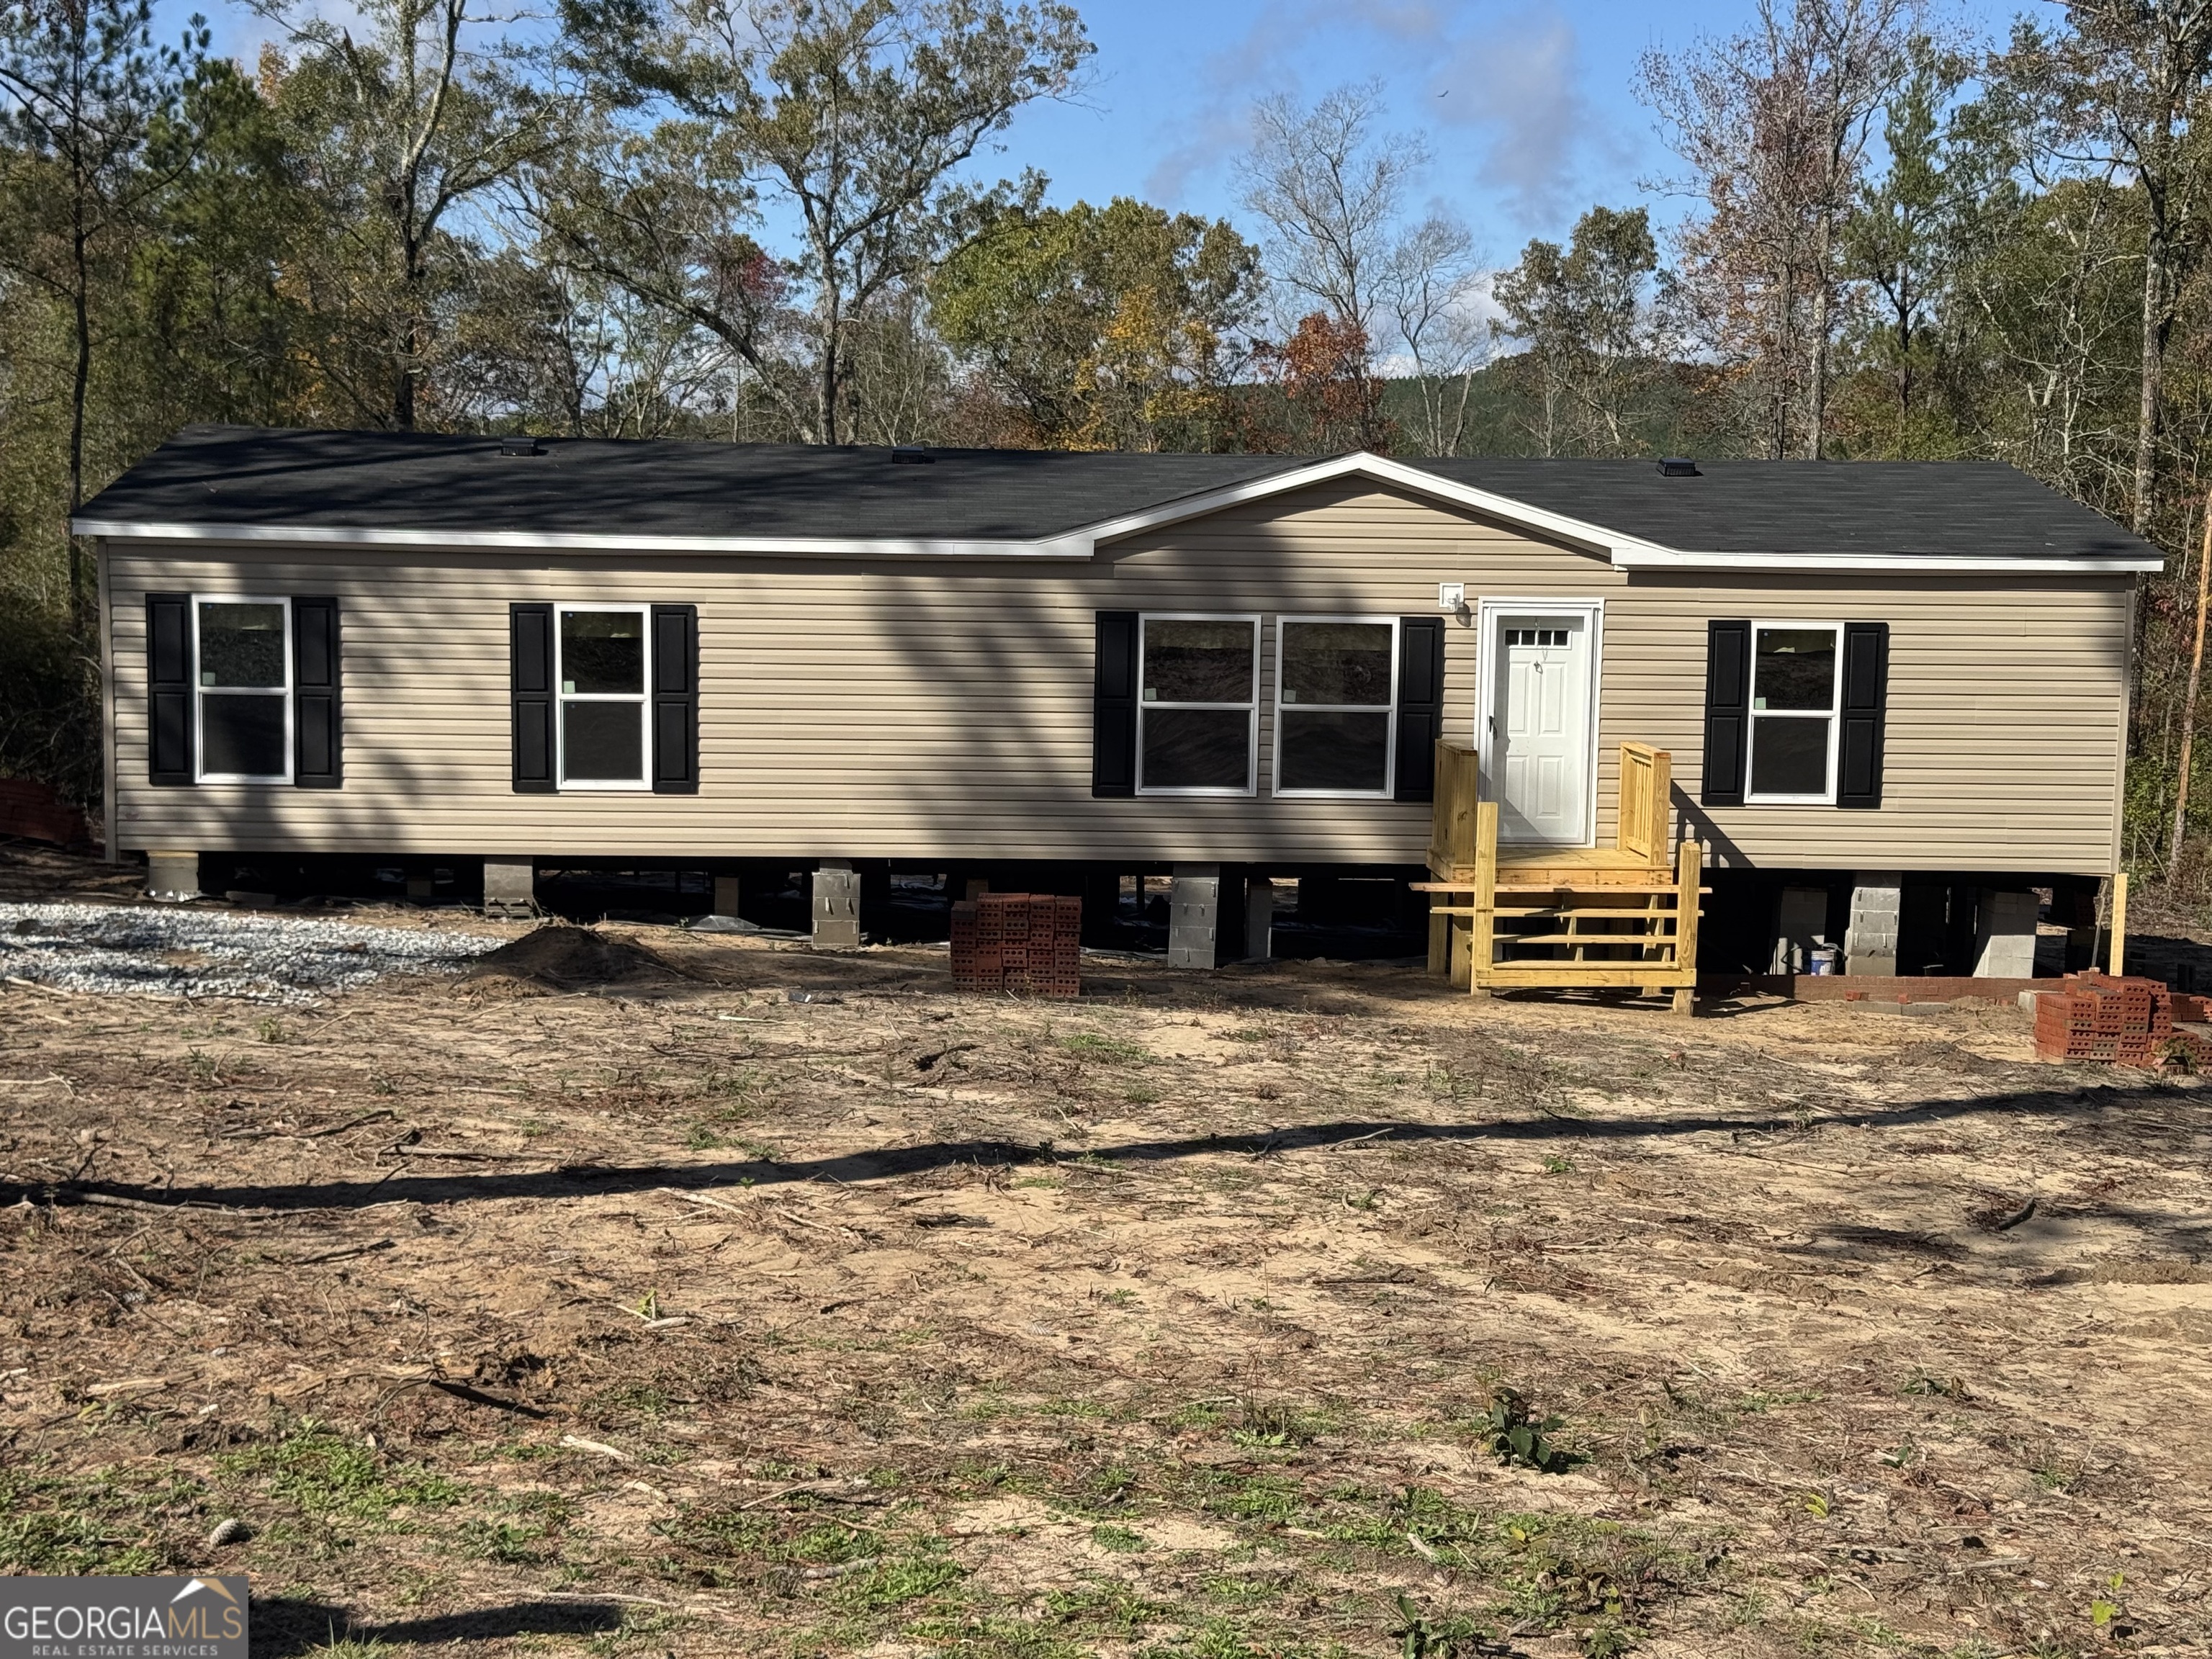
[500,436,544,457]
[1658,457,1700,477]
[891,445,935,464]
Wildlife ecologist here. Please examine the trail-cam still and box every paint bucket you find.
[1807,946,1840,976]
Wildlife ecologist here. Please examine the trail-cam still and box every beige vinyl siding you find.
[102,482,2131,873]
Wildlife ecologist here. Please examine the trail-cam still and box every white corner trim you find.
[1611,547,2165,574]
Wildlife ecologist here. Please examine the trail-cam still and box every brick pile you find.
[2031,971,2205,1066]
[950,892,1082,997]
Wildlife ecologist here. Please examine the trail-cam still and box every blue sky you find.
[986,0,2026,260]
[192,0,2026,264]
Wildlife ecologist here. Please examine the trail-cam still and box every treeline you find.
[4,0,2211,877]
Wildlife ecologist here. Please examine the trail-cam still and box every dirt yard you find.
[4,866,2211,1658]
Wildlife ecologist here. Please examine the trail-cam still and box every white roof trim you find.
[1076,451,1677,561]
[1611,547,2164,573]
[71,449,2167,573]
[69,519,1084,559]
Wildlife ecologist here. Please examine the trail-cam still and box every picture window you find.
[1274,617,1397,796]
[1137,615,1258,793]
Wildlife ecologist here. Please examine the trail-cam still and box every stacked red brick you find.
[2032,971,2194,1066]
[950,894,1082,997]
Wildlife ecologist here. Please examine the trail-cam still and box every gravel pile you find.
[0,902,504,1004]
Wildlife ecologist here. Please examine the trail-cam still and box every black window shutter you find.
[1092,611,1139,797]
[1393,616,1445,801]
[147,593,194,786]
[293,596,342,788]
[1837,621,1889,809]
[1701,619,1751,806]
[511,603,557,793]
[651,603,700,794]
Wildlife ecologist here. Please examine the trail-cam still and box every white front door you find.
[1488,613,1593,843]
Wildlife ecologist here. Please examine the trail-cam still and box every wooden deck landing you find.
[1419,740,1704,1017]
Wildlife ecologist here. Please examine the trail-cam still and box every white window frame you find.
[555,602,653,793]
[192,593,293,785]
[1136,611,1261,797]
[1745,619,1845,806]
[1272,613,1399,799]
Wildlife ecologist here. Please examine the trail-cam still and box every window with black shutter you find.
[149,595,343,788]
[1394,616,1444,802]
[293,597,342,788]
[1092,611,1139,796]
[511,603,557,793]
[1837,621,1889,809]
[514,601,699,793]
[1700,619,1750,806]
[147,593,194,786]
[1706,619,1889,807]
[651,603,699,793]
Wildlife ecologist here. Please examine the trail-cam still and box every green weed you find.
[0,1470,179,1575]
[840,1542,964,1610]
[1091,1523,1147,1552]
[1473,1388,1575,1472]
[216,1426,464,1523]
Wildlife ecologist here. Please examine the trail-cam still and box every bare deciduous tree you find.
[1639,0,1917,458]
[1378,214,1487,457]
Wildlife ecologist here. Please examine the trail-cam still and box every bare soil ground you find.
[4,858,2211,1659]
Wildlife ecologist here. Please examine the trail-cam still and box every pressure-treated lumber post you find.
[2110,870,2129,976]
[1671,837,1704,1019]
[1471,799,1499,996]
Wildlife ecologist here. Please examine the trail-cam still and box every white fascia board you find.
[1611,547,2165,574]
[68,518,1087,559]
[1074,451,1672,560]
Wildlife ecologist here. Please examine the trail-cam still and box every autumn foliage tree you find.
[1244,311,1391,454]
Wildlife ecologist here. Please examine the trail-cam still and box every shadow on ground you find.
[252,1596,626,1656]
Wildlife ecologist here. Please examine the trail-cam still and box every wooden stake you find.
[2170,491,2212,876]
[2110,870,2129,976]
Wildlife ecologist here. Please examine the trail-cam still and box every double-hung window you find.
[557,605,651,789]
[1275,617,1398,796]
[1746,623,1842,803]
[1137,614,1258,794]
[194,597,292,783]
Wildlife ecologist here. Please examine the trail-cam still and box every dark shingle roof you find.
[1426,457,2153,560]
[74,424,2162,565]
[76,425,1303,541]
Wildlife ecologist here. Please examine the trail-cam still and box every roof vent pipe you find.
[1658,457,1700,477]
[891,445,935,464]
[500,436,544,457]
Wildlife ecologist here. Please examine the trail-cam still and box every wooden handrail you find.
[1617,742,1671,866]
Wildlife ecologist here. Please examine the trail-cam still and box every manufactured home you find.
[76,425,2161,978]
